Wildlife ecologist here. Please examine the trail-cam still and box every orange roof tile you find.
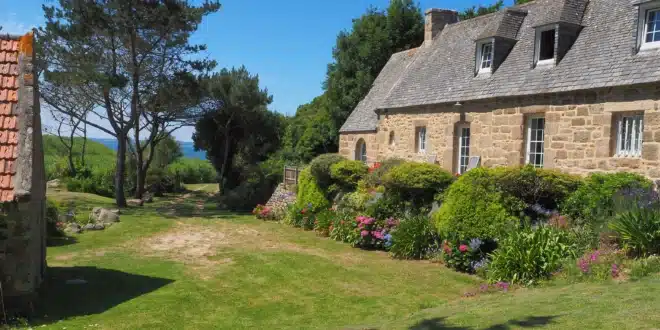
[0,35,21,202]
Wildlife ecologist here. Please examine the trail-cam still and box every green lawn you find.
[34,189,660,329]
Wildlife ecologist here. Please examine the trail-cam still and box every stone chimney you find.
[424,8,459,46]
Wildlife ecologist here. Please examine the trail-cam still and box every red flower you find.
[301,209,306,214]
[459,244,469,253]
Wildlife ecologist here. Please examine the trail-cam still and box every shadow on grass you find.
[409,315,559,330]
[47,236,78,247]
[155,191,242,220]
[32,266,173,325]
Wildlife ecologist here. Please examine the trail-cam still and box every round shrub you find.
[309,153,345,190]
[363,158,406,188]
[487,226,577,284]
[389,215,438,260]
[382,162,454,213]
[296,167,330,212]
[434,168,524,240]
[330,160,368,192]
[491,165,582,210]
[561,172,652,227]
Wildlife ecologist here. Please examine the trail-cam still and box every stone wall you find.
[338,132,379,165]
[340,83,660,180]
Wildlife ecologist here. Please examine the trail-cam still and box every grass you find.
[30,188,660,329]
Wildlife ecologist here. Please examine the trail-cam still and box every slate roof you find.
[341,0,660,133]
[339,48,421,132]
[0,36,21,202]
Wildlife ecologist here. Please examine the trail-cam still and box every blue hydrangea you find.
[469,238,482,251]
[384,234,393,248]
[470,258,490,271]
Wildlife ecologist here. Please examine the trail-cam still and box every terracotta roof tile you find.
[0,34,22,202]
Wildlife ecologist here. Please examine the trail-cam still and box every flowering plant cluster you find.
[368,162,382,174]
[442,238,488,274]
[252,204,275,220]
[354,215,398,250]
[574,249,623,280]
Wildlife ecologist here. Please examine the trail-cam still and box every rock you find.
[98,209,120,223]
[83,223,96,231]
[89,207,103,222]
[47,179,61,189]
[64,223,82,234]
[58,213,75,223]
[142,193,154,203]
[127,199,144,207]
[93,223,105,230]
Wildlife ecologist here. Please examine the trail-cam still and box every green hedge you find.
[561,172,652,227]
[434,168,524,240]
[382,162,454,214]
[166,158,216,184]
[330,160,368,192]
[309,154,345,190]
[296,167,330,212]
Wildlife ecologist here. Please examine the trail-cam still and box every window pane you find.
[539,29,555,60]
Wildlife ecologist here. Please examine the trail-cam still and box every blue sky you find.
[2,0,514,141]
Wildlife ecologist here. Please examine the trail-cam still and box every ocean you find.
[91,138,207,160]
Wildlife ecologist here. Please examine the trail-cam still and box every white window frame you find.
[526,115,545,168]
[534,25,556,67]
[417,127,427,153]
[638,2,660,51]
[476,38,494,74]
[456,124,471,174]
[615,113,644,157]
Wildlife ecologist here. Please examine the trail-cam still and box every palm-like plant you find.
[609,206,660,257]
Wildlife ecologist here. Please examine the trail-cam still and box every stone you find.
[47,179,61,189]
[98,209,120,223]
[573,131,591,143]
[58,213,75,223]
[142,193,154,203]
[93,223,105,230]
[83,223,95,231]
[64,223,81,234]
[127,199,144,207]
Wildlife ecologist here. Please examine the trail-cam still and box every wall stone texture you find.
[338,83,660,180]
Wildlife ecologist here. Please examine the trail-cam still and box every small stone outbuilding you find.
[340,0,660,181]
[0,32,47,307]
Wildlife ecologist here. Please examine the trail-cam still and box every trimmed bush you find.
[296,167,330,212]
[309,153,345,191]
[487,226,577,284]
[363,158,405,188]
[561,172,652,226]
[389,216,438,260]
[435,168,524,240]
[330,160,368,192]
[491,165,582,211]
[382,162,454,214]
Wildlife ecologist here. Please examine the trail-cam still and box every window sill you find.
[613,154,642,159]
[475,70,492,78]
[535,59,555,69]
[639,42,660,53]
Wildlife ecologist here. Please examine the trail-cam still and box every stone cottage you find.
[339,0,660,180]
[0,32,47,307]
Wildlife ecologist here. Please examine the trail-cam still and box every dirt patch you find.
[145,225,228,265]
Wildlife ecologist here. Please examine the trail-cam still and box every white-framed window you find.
[526,116,545,168]
[615,113,644,157]
[416,127,427,153]
[355,139,367,163]
[534,25,556,66]
[476,39,494,74]
[638,2,660,51]
[457,124,471,174]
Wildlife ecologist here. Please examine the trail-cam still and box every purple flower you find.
[496,282,510,292]
[479,284,489,292]
[611,264,620,278]
[590,250,600,262]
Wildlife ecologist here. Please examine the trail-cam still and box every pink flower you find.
[459,244,469,253]
[360,230,369,237]
[590,250,600,262]
[373,230,384,240]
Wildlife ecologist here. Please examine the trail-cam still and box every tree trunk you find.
[115,133,128,207]
[218,131,231,195]
[81,122,87,167]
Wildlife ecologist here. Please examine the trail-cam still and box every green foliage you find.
[314,210,335,237]
[330,160,368,192]
[330,212,361,245]
[629,255,660,279]
[309,153,345,192]
[382,162,454,213]
[166,158,216,184]
[561,172,652,226]
[609,206,660,257]
[43,135,115,181]
[389,216,438,260]
[435,168,524,240]
[363,158,406,188]
[46,198,64,238]
[491,165,582,210]
[459,1,504,20]
[336,188,373,215]
[442,239,488,274]
[65,167,116,198]
[150,135,183,170]
[488,226,577,285]
[296,167,330,213]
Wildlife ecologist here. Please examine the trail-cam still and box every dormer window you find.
[476,39,494,74]
[638,2,660,51]
[535,25,556,67]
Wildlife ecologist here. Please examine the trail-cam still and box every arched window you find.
[389,131,396,146]
[355,139,367,163]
